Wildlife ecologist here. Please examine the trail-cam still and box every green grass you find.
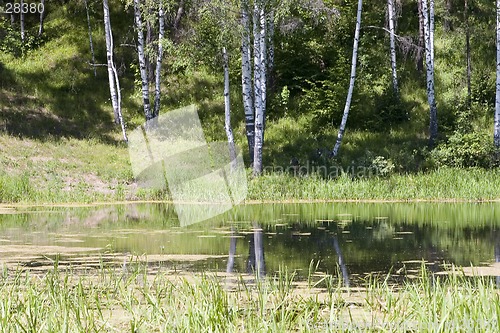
[248,167,500,202]
[0,130,499,204]
[1,262,499,332]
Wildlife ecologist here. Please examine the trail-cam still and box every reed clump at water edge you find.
[0,261,499,332]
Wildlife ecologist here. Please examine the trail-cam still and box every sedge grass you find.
[1,262,500,332]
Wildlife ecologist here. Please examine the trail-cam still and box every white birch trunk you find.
[134,0,152,121]
[422,0,438,145]
[465,0,471,105]
[267,8,275,89]
[388,0,399,95]
[495,0,500,148]
[253,222,265,278]
[20,0,25,42]
[38,0,45,37]
[429,0,435,66]
[112,55,128,142]
[241,0,255,163]
[331,0,363,158]
[253,0,264,175]
[226,228,237,273]
[222,48,237,168]
[103,0,127,141]
[153,1,165,119]
[103,0,119,124]
[85,0,97,78]
[259,4,267,132]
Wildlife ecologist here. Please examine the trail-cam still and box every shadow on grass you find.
[0,0,139,143]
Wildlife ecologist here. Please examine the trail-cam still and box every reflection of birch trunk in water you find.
[226,229,237,273]
[495,233,500,286]
[332,235,349,287]
[247,223,265,277]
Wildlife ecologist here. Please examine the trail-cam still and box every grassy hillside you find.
[0,0,499,203]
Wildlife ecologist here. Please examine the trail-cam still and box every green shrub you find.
[431,131,496,168]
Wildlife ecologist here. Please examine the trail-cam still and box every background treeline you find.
[0,0,499,177]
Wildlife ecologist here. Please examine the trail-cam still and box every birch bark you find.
[103,0,127,141]
[222,47,237,167]
[422,0,438,146]
[253,0,264,175]
[241,0,255,163]
[85,0,97,78]
[153,1,165,118]
[20,0,25,42]
[388,0,399,95]
[38,0,45,37]
[103,0,119,124]
[495,0,500,148]
[331,0,363,158]
[465,0,471,105]
[417,0,424,72]
[134,0,153,121]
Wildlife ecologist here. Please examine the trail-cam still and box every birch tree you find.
[253,0,267,176]
[241,0,255,164]
[222,47,237,166]
[103,0,119,124]
[387,0,399,95]
[267,8,275,89]
[417,0,424,72]
[20,0,25,42]
[153,1,165,119]
[465,0,471,105]
[85,0,97,77]
[495,0,500,148]
[134,0,153,121]
[38,0,45,37]
[103,0,127,141]
[331,0,363,158]
[421,0,438,146]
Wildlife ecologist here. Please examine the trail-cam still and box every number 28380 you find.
[3,2,45,14]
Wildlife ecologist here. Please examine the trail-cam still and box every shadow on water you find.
[0,202,500,286]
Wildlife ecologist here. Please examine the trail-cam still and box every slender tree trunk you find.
[85,0,97,78]
[103,0,127,141]
[388,0,399,95]
[38,0,45,37]
[252,0,264,175]
[495,0,500,148]
[253,223,265,278]
[417,0,424,72]
[259,4,267,133]
[267,9,275,90]
[332,235,349,288]
[20,0,25,42]
[241,0,255,164]
[103,0,119,124]
[153,1,165,118]
[112,55,128,142]
[146,18,154,84]
[226,228,237,273]
[422,0,438,146]
[223,47,237,167]
[444,0,452,32]
[10,13,15,26]
[134,0,153,121]
[429,0,435,65]
[465,0,471,106]
[331,0,363,158]
[172,0,185,42]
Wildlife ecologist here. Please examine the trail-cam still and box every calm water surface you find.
[1,203,499,285]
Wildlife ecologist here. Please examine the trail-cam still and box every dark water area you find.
[0,202,500,285]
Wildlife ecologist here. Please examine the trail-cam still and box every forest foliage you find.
[0,0,499,176]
